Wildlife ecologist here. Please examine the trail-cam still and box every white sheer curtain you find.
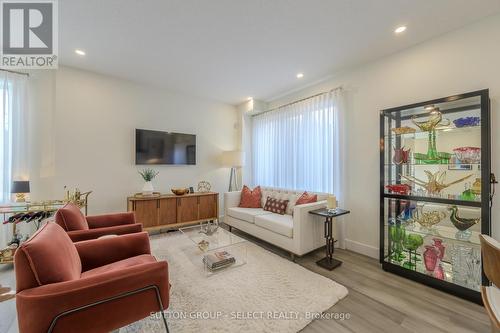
[0,71,29,247]
[252,89,345,198]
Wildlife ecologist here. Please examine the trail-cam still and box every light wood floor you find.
[0,228,492,333]
[227,227,492,333]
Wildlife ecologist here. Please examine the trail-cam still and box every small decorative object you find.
[401,170,473,196]
[138,168,159,196]
[453,116,480,128]
[385,184,411,195]
[432,238,445,260]
[414,209,446,229]
[434,264,445,280]
[197,181,211,193]
[189,187,194,193]
[453,147,481,164]
[199,221,219,236]
[423,245,439,271]
[197,240,209,252]
[391,126,416,135]
[411,107,450,132]
[402,233,423,269]
[460,183,476,201]
[471,178,481,195]
[11,180,30,202]
[448,205,480,240]
[411,107,453,164]
[450,244,474,285]
[327,195,337,212]
[171,188,189,196]
[393,147,411,164]
[389,224,405,263]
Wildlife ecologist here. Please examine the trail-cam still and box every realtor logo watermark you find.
[0,0,58,69]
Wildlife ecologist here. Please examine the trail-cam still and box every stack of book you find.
[203,250,236,271]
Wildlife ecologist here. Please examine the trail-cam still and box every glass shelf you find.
[382,193,481,207]
[384,222,480,245]
[385,125,481,140]
[384,254,480,292]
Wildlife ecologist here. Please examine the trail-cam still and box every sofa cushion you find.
[296,191,318,205]
[18,222,82,286]
[263,196,289,215]
[255,213,293,238]
[81,254,156,278]
[227,207,271,223]
[55,203,89,231]
[239,185,262,208]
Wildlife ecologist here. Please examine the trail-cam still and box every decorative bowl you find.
[453,147,481,164]
[414,152,452,164]
[171,188,189,196]
[453,116,480,128]
[391,126,416,135]
[385,184,411,195]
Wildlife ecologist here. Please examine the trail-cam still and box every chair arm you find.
[16,261,169,333]
[292,200,327,255]
[66,223,143,242]
[76,232,151,271]
[224,191,241,212]
[86,212,136,228]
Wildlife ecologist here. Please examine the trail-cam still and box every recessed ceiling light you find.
[394,26,407,34]
[75,49,86,56]
[296,73,304,79]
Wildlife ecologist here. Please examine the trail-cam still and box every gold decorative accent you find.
[391,126,416,135]
[401,171,473,195]
[171,188,189,196]
[411,108,450,132]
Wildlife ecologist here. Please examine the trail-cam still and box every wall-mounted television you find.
[135,129,196,165]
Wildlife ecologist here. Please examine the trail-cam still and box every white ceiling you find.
[59,0,500,105]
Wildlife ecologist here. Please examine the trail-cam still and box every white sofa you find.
[224,187,330,258]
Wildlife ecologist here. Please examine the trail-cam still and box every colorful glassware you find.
[423,245,439,271]
[453,147,481,164]
[385,184,411,195]
[453,116,480,128]
[393,147,411,164]
[432,238,445,260]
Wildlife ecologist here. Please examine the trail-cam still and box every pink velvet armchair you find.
[55,203,142,242]
[14,222,170,333]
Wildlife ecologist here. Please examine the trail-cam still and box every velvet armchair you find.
[14,222,170,333]
[55,203,142,242]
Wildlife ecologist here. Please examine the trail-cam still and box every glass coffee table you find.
[179,223,248,275]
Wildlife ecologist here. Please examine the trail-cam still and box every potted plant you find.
[138,168,159,196]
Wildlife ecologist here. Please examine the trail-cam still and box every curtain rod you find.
[0,68,29,76]
[255,85,342,116]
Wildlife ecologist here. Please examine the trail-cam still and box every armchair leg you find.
[47,285,169,333]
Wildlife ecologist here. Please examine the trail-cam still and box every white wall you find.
[29,66,238,215]
[263,14,500,257]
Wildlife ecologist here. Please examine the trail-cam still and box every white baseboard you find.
[345,239,379,259]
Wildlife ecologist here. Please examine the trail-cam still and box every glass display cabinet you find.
[379,90,492,304]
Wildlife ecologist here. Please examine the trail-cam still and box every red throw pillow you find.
[295,191,318,205]
[239,185,262,208]
[263,196,289,215]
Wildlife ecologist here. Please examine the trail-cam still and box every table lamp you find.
[11,181,30,202]
[222,151,245,191]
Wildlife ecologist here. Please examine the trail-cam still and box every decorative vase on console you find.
[138,168,159,196]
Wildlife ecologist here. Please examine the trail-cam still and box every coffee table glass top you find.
[179,223,247,252]
[309,208,350,218]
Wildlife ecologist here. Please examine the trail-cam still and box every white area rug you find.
[121,232,348,333]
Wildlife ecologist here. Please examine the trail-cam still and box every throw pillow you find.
[295,191,318,205]
[239,185,262,208]
[263,196,289,215]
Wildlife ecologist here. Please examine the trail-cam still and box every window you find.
[252,90,344,194]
